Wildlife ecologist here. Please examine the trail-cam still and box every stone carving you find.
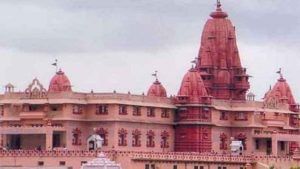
[81,152,122,169]
[25,78,47,99]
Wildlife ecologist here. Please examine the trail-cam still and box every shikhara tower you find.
[1,1,300,168]
[196,1,250,100]
[175,1,251,152]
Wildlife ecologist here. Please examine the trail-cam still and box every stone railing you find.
[0,150,110,158]
[0,150,295,163]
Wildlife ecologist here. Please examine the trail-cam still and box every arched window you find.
[147,130,155,147]
[132,129,141,147]
[96,105,108,115]
[96,128,108,146]
[236,133,247,150]
[73,105,83,114]
[72,128,82,145]
[147,107,155,117]
[161,131,169,148]
[220,133,227,150]
[118,128,127,146]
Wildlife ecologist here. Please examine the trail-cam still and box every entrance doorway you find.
[52,131,66,148]
[266,139,272,155]
[10,135,21,149]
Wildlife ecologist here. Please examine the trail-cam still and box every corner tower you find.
[196,1,250,100]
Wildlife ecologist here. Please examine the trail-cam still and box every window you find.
[119,105,127,115]
[220,112,228,120]
[38,161,44,166]
[51,105,59,111]
[73,105,83,114]
[173,165,178,169]
[255,139,260,150]
[202,107,210,119]
[147,107,155,117]
[81,161,87,165]
[236,133,247,150]
[161,109,169,118]
[145,164,150,169]
[147,130,155,147]
[118,128,127,146]
[200,167,204,169]
[151,164,155,169]
[0,105,3,116]
[161,131,169,148]
[96,128,108,146]
[280,141,285,151]
[220,133,227,150]
[96,104,108,115]
[59,161,66,166]
[235,112,247,121]
[132,129,141,147]
[218,167,222,169]
[133,106,141,116]
[194,166,199,169]
[72,128,82,145]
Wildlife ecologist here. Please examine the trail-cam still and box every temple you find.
[1,1,300,169]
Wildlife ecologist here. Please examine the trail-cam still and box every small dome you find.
[147,80,167,97]
[264,77,296,105]
[48,69,72,92]
[177,68,209,103]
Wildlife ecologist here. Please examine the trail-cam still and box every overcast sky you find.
[0,0,299,101]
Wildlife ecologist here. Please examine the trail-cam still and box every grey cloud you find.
[0,0,299,101]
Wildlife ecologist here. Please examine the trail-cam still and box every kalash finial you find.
[190,57,198,70]
[152,71,159,81]
[210,0,228,18]
[217,0,221,9]
[276,68,285,81]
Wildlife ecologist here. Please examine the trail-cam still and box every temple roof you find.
[196,1,249,100]
[177,68,209,103]
[147,79,167,98]
[264,74,296,105]
[48,69,72,92]
[198,1,241,69]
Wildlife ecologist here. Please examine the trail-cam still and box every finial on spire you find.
[217,0,221,8]
[152,71,158,81]
[210,0,228,18]
[276,68,283,79]
[52,59,58,73]
[191,57,198,68]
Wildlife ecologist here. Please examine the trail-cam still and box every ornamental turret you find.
[196,0,250,100]
[147,71,167,97]
[177,68,211,104]
[147,80,167,98]
[48,69,72,92]
[264,69,299,112]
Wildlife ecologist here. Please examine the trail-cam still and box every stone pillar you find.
[272,138,278,156]
[46,131,53,150]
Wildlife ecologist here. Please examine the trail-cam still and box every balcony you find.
[19,111,46,119]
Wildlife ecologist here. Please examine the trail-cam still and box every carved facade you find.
[0,1,300,169]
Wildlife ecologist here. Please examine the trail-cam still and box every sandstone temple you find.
[0,1,300,169]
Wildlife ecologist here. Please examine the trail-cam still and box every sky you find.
[0,0,299,101]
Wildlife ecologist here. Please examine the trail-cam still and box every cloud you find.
[0,0,299,101]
